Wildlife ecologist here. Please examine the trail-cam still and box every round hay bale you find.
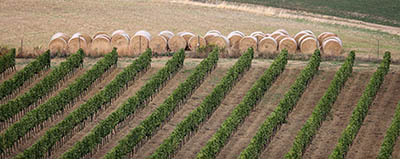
[250,31,265,42]
[111,32,130,56]
[324,36,343,46]
[273,29,289,35]
[227,31,244,49]
[318,32,338,45]
[90,35,112,57]
[177,32,195,44]
[159,30,174,40]
[322,38,342,56]
[300,37,318,54]
[206,30,221,36]
[258,37,278,54]
[303,30,314,35]
[208,35,229,49]
[239,36,257,53]
[130,30,152,56]
[279,37,297,54]
[294,31,311,44]
[112,30,127,37]
[168,35,187,52]
[92,31,111,40]
[75,33,92,44]
[204,33,220,45]
[68,36,88,55]
[230,31,245,37]
[51,32,70,42]
[149,35,168,54]
[270,32,284,39]
[298,34,316,46]
[188,36,206,51]
[275,35,289,44]
[49,37,68,56]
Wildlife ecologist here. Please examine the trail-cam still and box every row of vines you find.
[58,49,185,159]
[0,48,16,79]
[238,49,321,159]
[149,48,254,158]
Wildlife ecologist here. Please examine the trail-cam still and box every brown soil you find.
[50,67,160,158]
[0,69,17,84]
[303,71,373,159]
[346,72,400,159]
[6,67,120,158]
[217,68,301,159]
[393,136,400,158]
[174,66,265,159]
[260,70,336,158]
[132,65,228,159]
[0,68,51,105]
[88,65,193,158]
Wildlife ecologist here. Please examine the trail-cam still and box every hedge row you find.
[238,49,321,159]
[0,48,16,76]
[329,51,391,159]
[103,48,220,159]
[59,49,185,159]
[196,49,288,159]
[150,48,254,159]
[285,51,355,159]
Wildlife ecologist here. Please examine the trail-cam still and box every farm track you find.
[132,66,228,159]
[88,66,191,159]
[0,68,81,133]
[50,67,160,159]
[347,72,400,159]
[393,135,400,158]
[0,68,51,105]
[303,72,373,159]
[260,70,336,159]
[216,69,301,159]
[173,67,265,159]
[5,67,120,158]
[0,68,17,84]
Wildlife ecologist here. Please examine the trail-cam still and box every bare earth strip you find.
[132,65,228,159]
[260,70,336,158]
[346,72,400,159]
[50,67,160,158]
[88,66,193,158]
[5,67,120,158]
[303,72,373,159]
[0,69,17,84]
[173,67,265,159]
[216,68,301,159]
[393,135,400,158]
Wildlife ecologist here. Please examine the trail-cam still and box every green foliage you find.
[103,48,220,159]
[196,49,288,159]
[238,49,321,159]
[150,48,254,159]
[329,51,391,159]
[59,49,184,159]
[0,48,15,75]
[222,0,400,27]
[0,49,115,156]
[377,101,400,159]
[0,49,49,101]
[0,50,74,123]
[285,51,355,159]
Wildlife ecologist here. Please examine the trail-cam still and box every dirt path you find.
[50,67,160,158]
[6,67,120,158]
[0,68,51,105]
[303,71,373,159]
[346,72,400,159]
[216,69,301,159]
[132,66,228,159]
[0,68,17,84]
[393,135,400,158]
[173,67,265,159]
[0,68,81,133]
[260,70,336,158]
[88,66,193,159]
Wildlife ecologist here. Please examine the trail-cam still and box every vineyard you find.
[0,47,400,159]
